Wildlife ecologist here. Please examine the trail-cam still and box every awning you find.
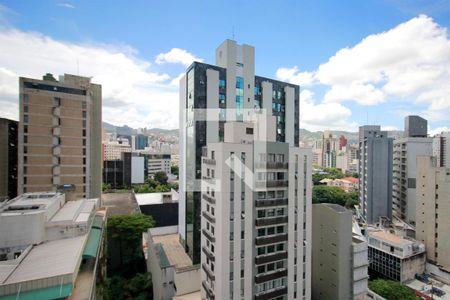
[92,215,104,229]
[0,283,73,300]
[82,228,102,258]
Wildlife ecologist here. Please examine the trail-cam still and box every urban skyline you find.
[0,1,450,133]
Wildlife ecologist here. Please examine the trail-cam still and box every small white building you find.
[144,226,200,300]
[367,229,426,283]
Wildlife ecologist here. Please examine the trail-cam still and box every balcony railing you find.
[255,216,288,227]
[255,198,288,207]
[255,162,288,169]
[202,211,216,224]
[255,180,288,188]
[255,251,288,265]
[202,158,216,165]
[255,233,288,246]
[202,193,215,204]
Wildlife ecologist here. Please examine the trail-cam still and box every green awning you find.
[155,243,171,268]
[0,283,72,300]
[83,227,102,258]
[92,215,104,229]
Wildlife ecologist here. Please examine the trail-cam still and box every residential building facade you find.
[392,116,432,224]
[200,120,311,300]
[312,203,368,300]
[432,132,450,168]
[358,126,393,224]
[18,73,102,199]
[179,39,299,264]
[416,156,450,273]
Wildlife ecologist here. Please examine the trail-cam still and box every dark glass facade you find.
[183,62,299,265]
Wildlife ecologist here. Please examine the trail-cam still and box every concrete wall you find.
[174,266,201,297]
[131,156,145,184]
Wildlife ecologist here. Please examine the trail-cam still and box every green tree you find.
[369,279,418,300]
[171,165,179,176]
[154,171,168,185]
[107,214,155,277]
[102,183,112,192]
[312,185,348,206]
[345,191,359,209]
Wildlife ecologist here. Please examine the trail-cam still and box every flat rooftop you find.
[49,198,97,224]
[407,278,450,300]
[0,192,62,214]
[135,190,178,206]
[370,231,411,246]
[0,234,86,285]
[152,234,192,269]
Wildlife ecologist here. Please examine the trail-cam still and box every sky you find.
[0,0,450,134]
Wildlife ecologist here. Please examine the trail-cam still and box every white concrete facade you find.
[392,137,432,224]
[200,121,311,300]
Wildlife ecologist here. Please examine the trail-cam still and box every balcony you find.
[52,127,60,136]
[255,216,288,227]
[254,268,287,284]
[202,176,216,185]
[255,233,288,246]
[255,251,288,265]
[202,211,216,224]
[202,263,215,280]
[202,280,215,300]
[202,193,216,204]
[255,287,288,300]
[255,180,288,188]
[202,158,216,165]
[255,198,288,207]
[202,229,215,242]
[255,162,288,169]
[52,166,60,176]
[202,246,215,262]
[52,146,61,156]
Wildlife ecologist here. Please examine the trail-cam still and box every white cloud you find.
[0,28,183,129]
[155,48,203,66]
[429,126,450,137]
[169,73,185,87]
[299,89,357,131]
[315,14,450,118]
[58,3,75,9]
[381,126,399,131]
[275,66,315,86]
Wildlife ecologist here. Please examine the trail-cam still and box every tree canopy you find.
[154,171,168,185]
[369,279,418,300]
[312,185,359,208]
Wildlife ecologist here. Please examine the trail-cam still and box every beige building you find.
[312,203,368,300]
[416,156,450,272]
[18,73,102,199]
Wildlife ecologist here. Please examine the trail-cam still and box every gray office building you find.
[0,118,18,201]
[358,126,393,224]
[404,115,427,138]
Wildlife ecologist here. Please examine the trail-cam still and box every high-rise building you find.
[134,134,149,150]
[321,131,339,168]
[200,119,311,300]
[179,39,299,264]
[358,126,393,224]
[432,132,450,168]
[0,118,18,201]
[312,203,368,300]
[404,115,427,138]
[339,135,348,150]
[416,156,450,272]
[18,73,102,199]
[392,116,432,224]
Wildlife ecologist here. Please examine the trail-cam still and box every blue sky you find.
[0,0,450,133]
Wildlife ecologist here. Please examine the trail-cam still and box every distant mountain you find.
[102,122,177,136]
[103,121,403,143]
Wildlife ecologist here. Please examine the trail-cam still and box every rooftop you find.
[135,190,179,206]
[152,234,192,269]
[0,234,86,285]
[0,192,62,214]
[370,230,411,246]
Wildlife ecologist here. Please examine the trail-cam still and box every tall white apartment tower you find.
[392,116,432,224]
[200,117,312,300]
